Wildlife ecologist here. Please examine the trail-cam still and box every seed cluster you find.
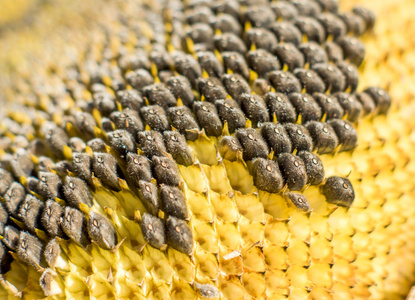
[0,0,392,297]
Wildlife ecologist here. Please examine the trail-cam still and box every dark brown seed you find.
[163,131,194,166]
[216,99,246,134]
[2,226,20,251]
[269,21,302,46]
[197,77,228,103]
[125,69,154,90]
[92,152,121,192]
[328,119,358,152]
[0,168,13,196]
[267,71,302,95]
[212,13,242,36]
[364,87,392,115]
[291,0,321,17]
[270,1,299,22]
[288,93,322,124]
[44,238,60,268]
[152,156,181,186]
[107,129,137,159]
[100,117,115,133]
[68,137,86,153]
[160,185,189,220]
[352,6,376,33]
[313,93,344,120]
[265,92,297,124]
[93,92,117,117]
[86,138,107,153]
[63,177,93,209]
[126,153,152,185]
[298,42,328,68]
[283,123,313,152]
[278,153,307,191]
[143,83,177,109]
[168,106,200,141]
[239,93,269,127]
[312,63,346,93]
[110,110,144,137]
[42,122,69,160]
[166,76,195,107]
[273,43,305,72]
[297,151,325,185]
[138,181,159,216]
[166,216,193,255]
[17,231,45,270]
[151,49,173,71]
[222,51,250,80]
[187,23,214,46]
[4,182,26,217]
[251,158,284,193]
[235,128,269,161]
[294,16,325,44]
[61,207,90,248]
[305,121,338,154]
[317,13,347,40]
[244,28,278,53]
[218,136,243,161]
[338,12,366,36]
[285,192,310,211]
[355,92,376,115]
[73,112,97,140]
[336,61,359,92]
[293,69,326,94]
[324,42,344,63]
[214,33,247,54]
[10,149,34,178]
[19,195,44,233]
[52,161,73,177]
[260,122,292,155]
[221,73,251,100]
[41,200,64,238]
[72,153,93,187]
[336,36,365,66]
[173,52,202,87]
[321,176,355,207]
[242,5,276,28]
[186,6,215,25]
[137,131,167,158]
[116,89,144,111]
[140,213,166,249]
[87,211,117,250]
[196,51,225,78]
[140,105,170,132]
[246,49,281,79]
[0,203,8,235]
[334,93,362,122]
[37,156,55,172]
[193,102,223,137]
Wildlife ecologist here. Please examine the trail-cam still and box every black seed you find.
[235,128,269,161]
[110,110,144,137]
[63,177,93,209]
[195,283,220,299]
[17,231,45,270]
[338,12,366,36]
[107,129,137,159]
[2,226,20,250]
[166,216,193,255]
[126,153,152,185]
[167,106,200,141]
[364,87,392,115]
[324,41,344,63]
[216,99,246,133]
[0,203,8,235]
[186,6,215,25]
[273,43,304,72]
[214,33,247,54]
[336,61,359,92]
[140,105,170,132]
[298,42,328,68]
[213,13,242,36]
[285,192,310,211]
[193,102,223,137]
[355,92,376,116]
[92,152,121,192]
[278,153,307,191]
[140,213,166,249]
[260,122,292,155]
[297,151,325,185]
[160,185,189,220]
[221,74,251,100]
[164,131,194,166]
[317,13,347,40]
[137,181,159,216]
[269,21,302,46]
[61,207,90,248]
[100,117,115,133]
[222,51,250,80]
[244,28,278,52]
[41,200,64,238]
[288,93,322,123]
[246,49,281,78]
[265,92,297,123]
[166,76,195,107]
[68,137,86,153]
[294,16,325,44]
[10,149,34,178]
[313,93,344,120]
[312,63,345,93]
[197,77,228,103]
[352,6,376,33]
[291,0,321,17]
[239,93,269,127]
[73,112,97,140]
[267,71,302,95]
[19,195,44,233]
[137,131,167,158]
[242,5,276,28]
[196,51,224,78]
[152,156,181,186]
[93,92,117,117]
[321,176,355,207]
[151,49,173,71]
[44,238,60,268]
[143,83,177,109]
[219,136,243,161]
[305,121,338,154]
[0,168,13,196]
[4,182,26,217]
[72,153,93,187]
[270,1,299,22]
[336,36,365,66]
[87,211,117,250]
[173,53,202,87]
[251,158,284,193]
[125,69,154,90]
[293,69,326,94]
[283,123,313,152]
[116,89,144,111]
[334,93,362,122]
[328,119,358,152]
[86,138,107,153]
